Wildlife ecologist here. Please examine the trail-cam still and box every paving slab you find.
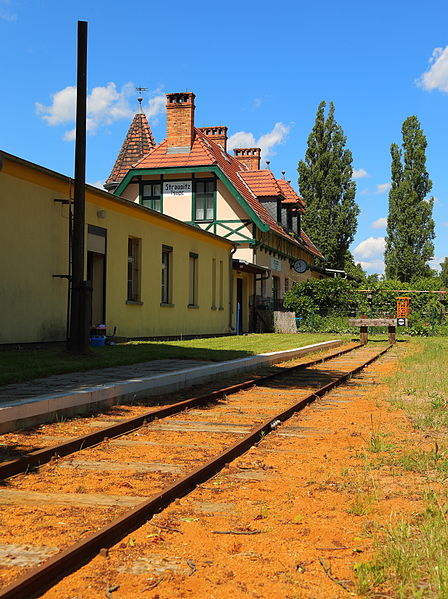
[0,340,342,434]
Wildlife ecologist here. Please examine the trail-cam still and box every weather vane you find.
[136,86,148,112]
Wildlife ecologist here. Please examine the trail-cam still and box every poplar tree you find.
[298,101,359,269]
[385,116,435,282]
[440,257,448,288]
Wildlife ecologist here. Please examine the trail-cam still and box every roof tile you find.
[106,113,155,185]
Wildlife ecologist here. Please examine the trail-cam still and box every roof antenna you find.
[136,86,148,113]
[281,170,286,179]
[265,160,270,169]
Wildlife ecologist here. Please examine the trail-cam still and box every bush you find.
[284,277,447,330]
[283,278,357,318]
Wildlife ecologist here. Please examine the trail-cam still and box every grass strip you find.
[356,338,448,598]
[0,333,349,386]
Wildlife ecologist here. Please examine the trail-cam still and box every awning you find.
[232,259,271,275]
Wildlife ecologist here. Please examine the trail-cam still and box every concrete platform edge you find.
[0,340,342,433]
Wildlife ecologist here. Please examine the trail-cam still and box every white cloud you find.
[353,236,386,274]
[253,98,262,108]
[417,46,448,92]
[354,236,385,260]
[227,131,256,149]
[375,182,391,194]
[36,82,165,141]
[429,257,443,272]
[145,95,165,120]
[372,217,387,229]
[88,180,105,189]
[352,168,369,179]
[357,259,385,274]
[0,0,17,21]
[227,122,289,161]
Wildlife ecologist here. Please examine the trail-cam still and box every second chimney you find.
[166,92,195,152]
[198,126,228,151]
[233,148,261,170]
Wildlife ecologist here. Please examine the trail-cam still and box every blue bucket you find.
[90,335,106,347]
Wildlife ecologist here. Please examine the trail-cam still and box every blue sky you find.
[1,0,447,274]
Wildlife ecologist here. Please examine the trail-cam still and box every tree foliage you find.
[298,101,359,269]
[385,116,435,282]
[284,277,446,320]
[440,258,448,288]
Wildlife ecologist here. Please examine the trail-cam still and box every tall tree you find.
[385,116,435,282]
[440,257,448,288]
[298,101,359,269]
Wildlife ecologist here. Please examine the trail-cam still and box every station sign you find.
[163,181,192,199]
[272,258,282,272]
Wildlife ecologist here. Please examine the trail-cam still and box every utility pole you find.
[68,20,91,353]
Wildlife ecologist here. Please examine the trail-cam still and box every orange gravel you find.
[30,343,430,599]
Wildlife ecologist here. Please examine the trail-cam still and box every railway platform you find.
[0,340,342,434]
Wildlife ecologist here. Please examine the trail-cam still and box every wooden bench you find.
[348,318,408,344]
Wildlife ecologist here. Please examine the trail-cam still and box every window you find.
[194,180,214,221]
[142,182,162,212]
[188,253,198,306]
[211,258,217,309]
[127,237,141,302]
[161,245,172,304]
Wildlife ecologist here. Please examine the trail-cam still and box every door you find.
[87,225,107,327]
[87,251,105,326]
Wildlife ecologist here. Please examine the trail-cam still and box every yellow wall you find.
[0,157,233,343]
[0,172,70,343]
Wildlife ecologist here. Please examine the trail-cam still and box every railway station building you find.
[0,151,234,344]
[107,92,324,333]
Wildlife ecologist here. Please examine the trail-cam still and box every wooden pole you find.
[388,325,396,344]
[68,21,89,353]
[360,325,368,345]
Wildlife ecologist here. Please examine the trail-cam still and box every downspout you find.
[228,246,237,333]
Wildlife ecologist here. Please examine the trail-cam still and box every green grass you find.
[356,337,448,598]
[0,333,348,385]
[388,338,448,431]
[356,495,448,598]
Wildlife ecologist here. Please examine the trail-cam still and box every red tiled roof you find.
[277,179,305,209]
[131,129,323,258]
[239,170,284,197]
[106,113,155,184]
[300,230,323,259]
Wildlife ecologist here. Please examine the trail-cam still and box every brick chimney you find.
[198,126,228,151]
[166,92,195,153]
[233,148,261,170]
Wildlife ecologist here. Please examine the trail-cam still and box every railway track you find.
[0,342,392,598]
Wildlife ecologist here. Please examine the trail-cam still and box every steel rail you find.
[0,344,391,599]
[0,343,362,480]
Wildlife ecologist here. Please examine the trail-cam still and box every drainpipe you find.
[228,246,237,333]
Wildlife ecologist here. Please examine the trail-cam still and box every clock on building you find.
[293,259,308,274]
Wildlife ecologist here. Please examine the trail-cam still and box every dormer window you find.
[141,182,162,212]
[287,209,293,231]
[194,179,215,221]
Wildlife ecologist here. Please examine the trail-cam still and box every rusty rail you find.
[0,343,362,481]
[0,343,391,599]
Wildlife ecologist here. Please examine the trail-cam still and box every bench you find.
[348,318,408,344]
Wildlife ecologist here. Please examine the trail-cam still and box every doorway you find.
[87,225,107,326]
